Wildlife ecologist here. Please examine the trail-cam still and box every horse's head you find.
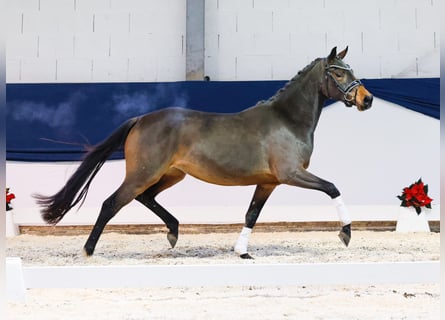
[323,46,373,111]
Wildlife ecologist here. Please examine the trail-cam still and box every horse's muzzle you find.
[355,86,373,111]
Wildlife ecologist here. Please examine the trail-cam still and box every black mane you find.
[258,58,324,105]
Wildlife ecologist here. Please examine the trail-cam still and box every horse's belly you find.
[172,160,277,186]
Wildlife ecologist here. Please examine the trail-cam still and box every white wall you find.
[204,0,439,80]
[6,99,440,226]
[6,0,440,82]
[6,0,187,82]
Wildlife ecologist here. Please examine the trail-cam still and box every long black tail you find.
[34,117,139,225]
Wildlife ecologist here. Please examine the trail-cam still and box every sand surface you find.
[6,230,440,265]
[6,230,440,319]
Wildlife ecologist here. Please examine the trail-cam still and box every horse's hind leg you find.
[234,184,276,259]
[135,168,186,248]
[83,179,153,256]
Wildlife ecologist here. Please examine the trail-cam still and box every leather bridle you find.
[325,61,362,107]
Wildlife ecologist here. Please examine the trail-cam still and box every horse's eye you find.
[335,72,343,77]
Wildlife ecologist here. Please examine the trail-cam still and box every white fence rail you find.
[6,257,440,302]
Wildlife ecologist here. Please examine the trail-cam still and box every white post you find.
[6,211,20,237]
[6,257,27,303]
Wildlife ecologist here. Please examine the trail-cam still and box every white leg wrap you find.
[333,196,352,226]
[234,227,252,255]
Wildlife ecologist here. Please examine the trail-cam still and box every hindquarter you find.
[123,110,185,183]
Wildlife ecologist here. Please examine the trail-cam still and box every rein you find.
[325,61,362,106]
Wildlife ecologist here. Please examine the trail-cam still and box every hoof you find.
[240,253,254,260]
[83,247,94,257]
[338,224,351,247]
[167,232,178,248]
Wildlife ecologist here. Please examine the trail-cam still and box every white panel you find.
[110,0,157,12]
[337,1,381,33]
[416,5,440,31]
[156,0,186,15]
[254,0,289,10]
[271,55,306,80]
[109,34,156,59]
[205,11,237,35]
[74,34,110,59]
[379,5,416,32]
[38,35,74,58]
[127,57,158,82]
[24,12,88,35]
[130,10,185,36]
[217,0,253,11]
[340,31,363,56]
[361,30,397,57]
[272,9,311,35]
[290,31,326,57]
[325,30,347,53]
[22,11,59,34]
[6,59,21,83]
[397,30,435,55]
[129,12,158,34]
[154,34,184,57]
[288,0,323,10]
[204,32,218,57]
[4,11,23,35]
[7,0,39,12]
[204,55,236,81]
[6,258,26,303]
[92,57,128,82]
[6,34,38,59]
[94,12,130,35]
[345,53,382,79]
[20,57,56,82]
[39,0,75,12]
[417,49,440,78]
[156,56,186,81]
[108,34,132,58]
[58,12,93,35]
[379,53,417,78]
[236,10,273,34]
[75,0,111,12]
[217,33,255,56]
[253,33,289,56]
[56,58,92,82]
[236,55,272,80]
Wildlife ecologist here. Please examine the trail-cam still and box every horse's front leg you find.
[234,184,276,259]
[280,168,352,247]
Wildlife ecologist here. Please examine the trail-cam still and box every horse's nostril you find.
[364,95,373,106]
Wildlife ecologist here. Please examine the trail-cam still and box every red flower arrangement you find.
[6,187,15,211]
[397,178,432,215]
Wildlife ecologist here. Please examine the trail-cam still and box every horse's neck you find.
[271,71,326,134]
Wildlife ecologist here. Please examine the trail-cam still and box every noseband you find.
[325,62,362,106]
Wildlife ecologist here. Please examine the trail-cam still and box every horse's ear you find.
[328,47,337,63]
[337,46,348,60]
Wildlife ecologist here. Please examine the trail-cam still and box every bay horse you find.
[35,47,373,259]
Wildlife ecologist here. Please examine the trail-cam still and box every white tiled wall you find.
[205,0,440,80]
[6,0,439,82]
[6,0,186,82]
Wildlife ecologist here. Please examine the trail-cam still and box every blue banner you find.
[6,78,439,161]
